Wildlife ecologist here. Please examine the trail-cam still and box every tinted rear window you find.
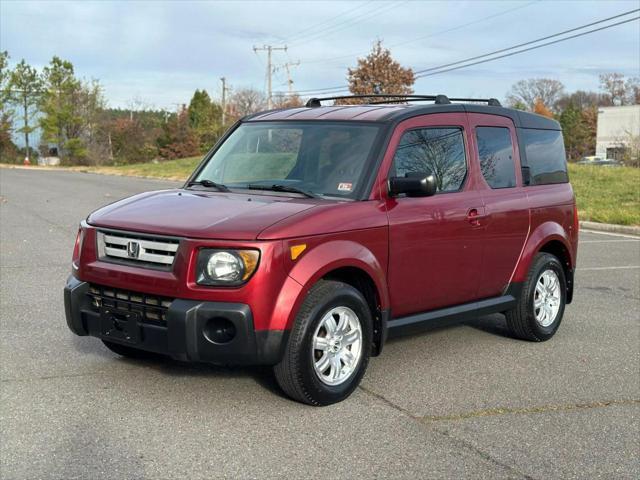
[521,129,568,185]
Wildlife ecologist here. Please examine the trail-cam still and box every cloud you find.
[1,0,638,108]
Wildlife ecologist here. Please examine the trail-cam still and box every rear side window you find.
[521,129,568,185]
[392,128,467,192]
[475,127,516,188]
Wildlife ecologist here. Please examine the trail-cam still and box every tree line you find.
[342,41,639,165]
[0,51,303,165]
[1,43,638,166]
[505,75,639,165]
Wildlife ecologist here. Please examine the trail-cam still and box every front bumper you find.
[64,276,287,365]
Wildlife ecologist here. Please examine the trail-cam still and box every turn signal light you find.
[290,244,307,260]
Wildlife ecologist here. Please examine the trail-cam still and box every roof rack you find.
[305,94,501,108]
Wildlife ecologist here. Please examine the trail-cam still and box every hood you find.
[87,189,318,240]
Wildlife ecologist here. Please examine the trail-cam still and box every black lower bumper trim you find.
[64,276,287,365]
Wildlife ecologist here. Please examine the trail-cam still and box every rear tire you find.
[274,280,373,406]
[102,340,156,359]
[505,252,566,341]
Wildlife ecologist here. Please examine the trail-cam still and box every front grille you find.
[96,230,180,269]
[87,284,173,325]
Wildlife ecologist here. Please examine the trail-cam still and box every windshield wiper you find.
[186,179,230,192]
[246,184,319,199]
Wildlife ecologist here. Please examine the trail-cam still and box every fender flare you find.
[512,221,574,284]
[269,240,388,331]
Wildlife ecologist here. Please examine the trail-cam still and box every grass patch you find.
[87,156,203,181]
[4,157,638,225]
[569,164,640,226]
[94,159,638,226]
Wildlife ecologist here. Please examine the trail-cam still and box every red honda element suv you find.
[65,94,579,405]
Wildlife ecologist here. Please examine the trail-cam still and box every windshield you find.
[194,122,381,199]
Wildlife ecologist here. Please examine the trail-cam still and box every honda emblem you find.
[127,241,140,259]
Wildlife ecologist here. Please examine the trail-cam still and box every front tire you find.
[274,280,373,406]
[505,252,566,341]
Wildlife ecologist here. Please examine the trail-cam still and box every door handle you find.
[467,208,487,226]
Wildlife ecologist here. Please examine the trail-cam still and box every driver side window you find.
[392,127,467,192]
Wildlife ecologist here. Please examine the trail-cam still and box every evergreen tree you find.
[187,89,222,152]
[39,56,104,164]
[0,51,18,162]
[8,60,43,161]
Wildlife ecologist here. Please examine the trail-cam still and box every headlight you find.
[196,249,260,286]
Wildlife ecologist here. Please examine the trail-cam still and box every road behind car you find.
[1,167,638,479]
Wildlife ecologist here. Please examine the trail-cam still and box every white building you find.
[595,105,640,161]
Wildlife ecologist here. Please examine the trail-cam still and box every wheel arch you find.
[537,239,574,303]
[513,222,575,303]
[273,239,389,356]
[321,266,388,356]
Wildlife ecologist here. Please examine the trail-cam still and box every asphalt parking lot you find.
[1,167,638,479]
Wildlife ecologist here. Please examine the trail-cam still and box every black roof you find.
[245,95,561,130]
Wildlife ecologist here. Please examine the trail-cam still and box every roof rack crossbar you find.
[448,97,502,106]
[305,94,446,108]
[305,94,501,108]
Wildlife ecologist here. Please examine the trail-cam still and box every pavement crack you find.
[358,384,419,419]
[0,367,139,384]
[432,427,537,480]
[358,385,534,479]
[420,398,640,422]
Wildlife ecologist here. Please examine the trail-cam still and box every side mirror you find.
[388,172,437,197]
[521,166,531,186]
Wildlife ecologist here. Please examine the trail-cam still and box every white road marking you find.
[578,266,640,271]
[580,239,640,243]
[580,229,640,240]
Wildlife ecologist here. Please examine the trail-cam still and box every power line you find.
[284,1,373,43]
[289,1,407,48]
[288,10,639,95]
[414,8,640,76]
[291,85,350,94]
[297,0,540,66]
[415,15,640,78]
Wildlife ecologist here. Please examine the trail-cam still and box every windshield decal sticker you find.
[337,182,353,192]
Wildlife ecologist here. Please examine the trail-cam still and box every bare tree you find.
[613,129,640,167]
[272,93,303,109]
[625,76,640,105]
[599,73,627,105]
[395,129,466,191]
[228,88,267,119]
[555,90,608,111]
[506,78,565,112]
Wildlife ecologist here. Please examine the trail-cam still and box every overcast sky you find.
[1,0,639,109]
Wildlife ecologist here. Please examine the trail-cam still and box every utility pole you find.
[253,44,287,109]
[220,77,230,126]
[281,61,300,95]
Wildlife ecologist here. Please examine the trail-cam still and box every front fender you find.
[269,239,389,331]
[512,221,574,284]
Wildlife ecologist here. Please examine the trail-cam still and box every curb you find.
[580,221,640,237]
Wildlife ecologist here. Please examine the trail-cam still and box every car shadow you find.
[463,313,521,339]
[109,349,285,397]
[72,312,518,401]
